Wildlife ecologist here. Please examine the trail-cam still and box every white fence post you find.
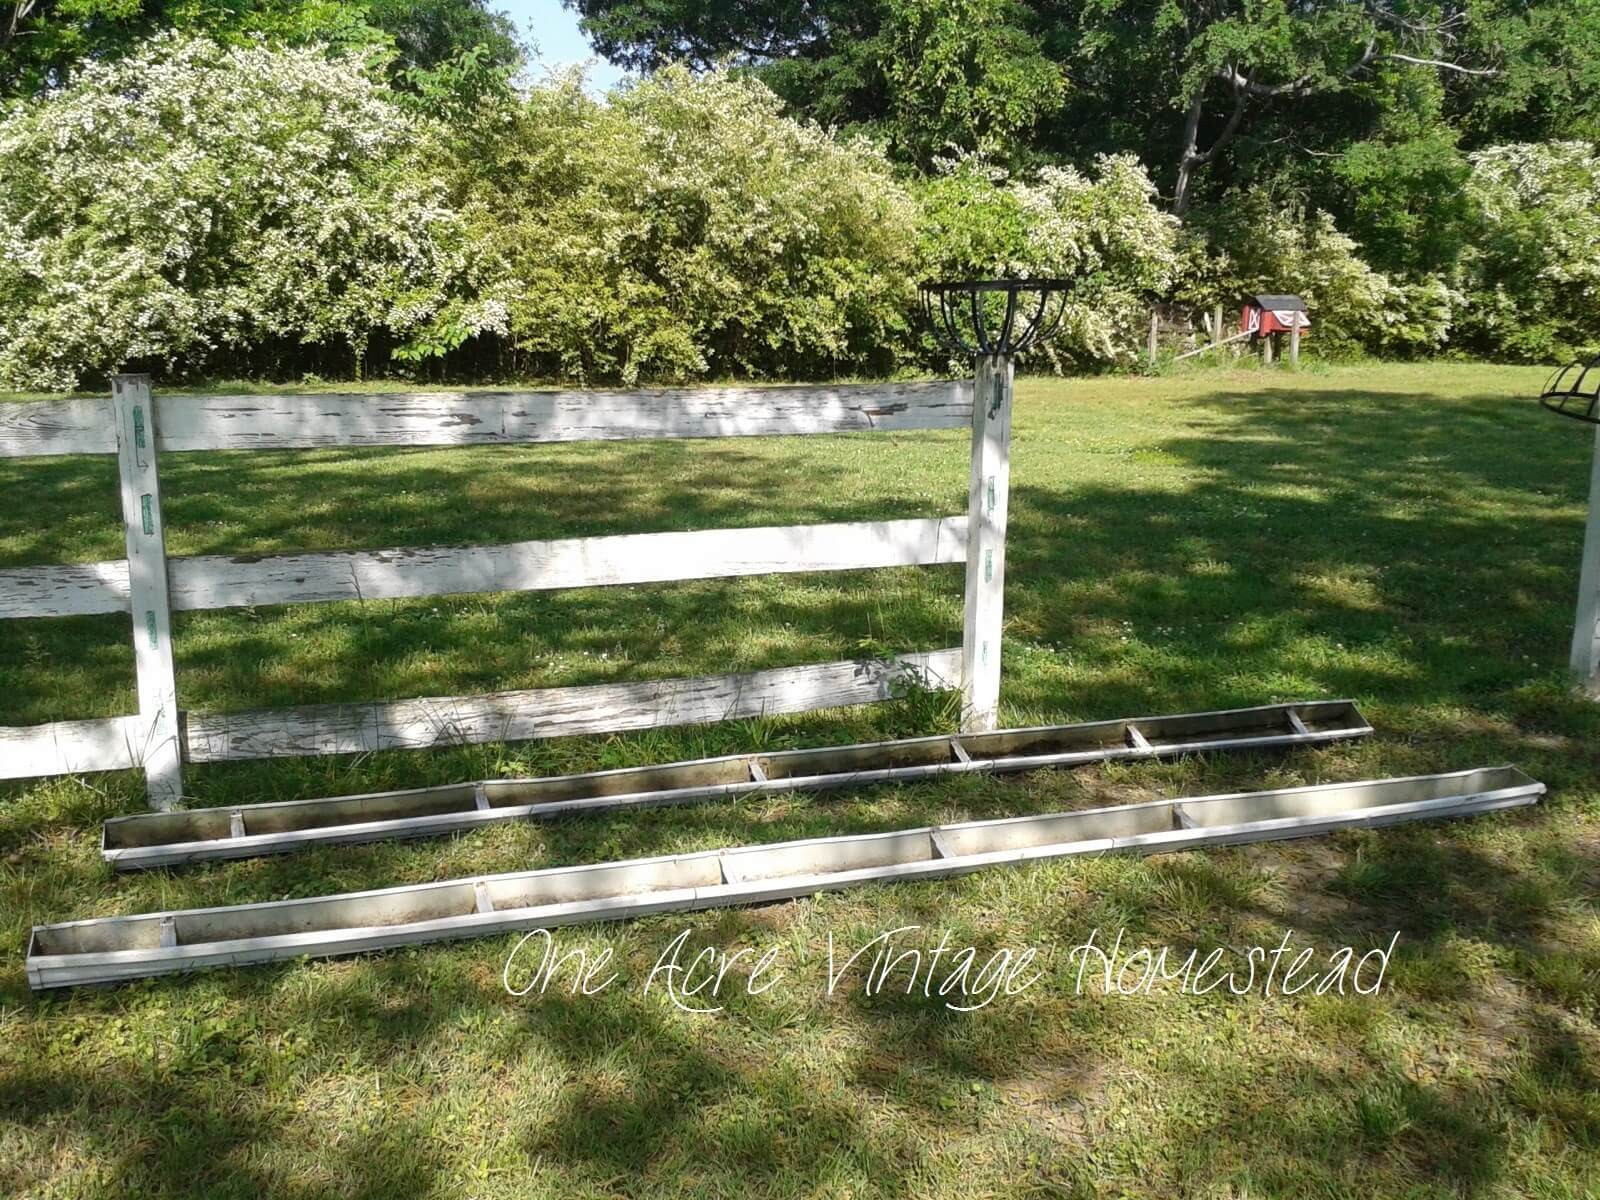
[1571,425,1600,692]
[113,374,182,808]
[961,355,1012,731]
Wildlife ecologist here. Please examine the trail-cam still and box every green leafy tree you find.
[569,0,854,70]
[882,0,1066,163]
[1309,65,1474,279]
[567,0,1596,219]
[1448,0,1600,144]
[0,0,521,96]
[1042,0,1522,216]
[571,0,1062,166]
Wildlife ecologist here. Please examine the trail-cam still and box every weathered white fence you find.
[0,375,1013,809]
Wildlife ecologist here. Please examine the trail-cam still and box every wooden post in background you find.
[1289,322,1301,367]
[1213,302,1224,351]
[1262,333,1275,365]
[961,355,1012,731]
[113,375,182,809]
[1147,310,1159,365]
[1570,425,1600,693]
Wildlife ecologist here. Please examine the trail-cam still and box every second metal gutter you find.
[34,765,1541,989]
[103,700,1372,869]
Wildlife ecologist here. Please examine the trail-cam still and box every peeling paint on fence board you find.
[0,560,132,618]
[151,383,973,451]
[0,715,142,779]
[1,383,972,458]
[0,517,968,618]
[0,398,117,457]
[0,650,961,779]
[183,649,962,762]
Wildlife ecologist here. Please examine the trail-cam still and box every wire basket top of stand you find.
[1540,353,1600,425]
[919,278,1072,358]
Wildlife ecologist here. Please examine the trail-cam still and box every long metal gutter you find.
[33,765,1540,990]
[101,700,1372,869]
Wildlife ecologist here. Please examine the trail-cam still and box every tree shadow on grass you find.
[0,433,969,565]
[0,1047,447,1199]
[4,378,1599,1196]
[3,793,1594,1197]
[0,433,969,729]
[1005,384,1600,743]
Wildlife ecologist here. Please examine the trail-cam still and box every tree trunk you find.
[1171,79,1246,217]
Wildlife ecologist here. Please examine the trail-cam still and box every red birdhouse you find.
[1241,294,1309,336]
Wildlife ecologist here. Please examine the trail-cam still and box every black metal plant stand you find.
[1540,353,1600,426]
[919,278,1071,730]
[919,278,1072,359]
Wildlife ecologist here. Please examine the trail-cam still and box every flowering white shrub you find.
[12,35,1589,386]
[0,34,501,391]
[1459,141,1600,359]
[1017,157,1181,363]
[1373,276,1461,357]
[916,154,1179,365]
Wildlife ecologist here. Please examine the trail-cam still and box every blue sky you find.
[497,0,629,92]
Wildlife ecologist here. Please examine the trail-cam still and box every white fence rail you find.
[0,382,971,456]
[0,516,970,619]
[0,377,1006,809]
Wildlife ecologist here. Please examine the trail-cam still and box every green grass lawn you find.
[1,362,1597,1198]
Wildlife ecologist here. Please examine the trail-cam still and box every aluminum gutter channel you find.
[34,765,1540,990]
[102,700,1373,869]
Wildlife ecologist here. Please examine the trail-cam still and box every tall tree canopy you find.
[1,0,522,96]
[568,0,1600,230]
[572,0,1067,164]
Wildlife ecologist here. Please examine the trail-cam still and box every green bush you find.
[1181,143,1600,363]
[1179,194,1400,357]
[455,66,921,383]
[3,31,1594,390]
